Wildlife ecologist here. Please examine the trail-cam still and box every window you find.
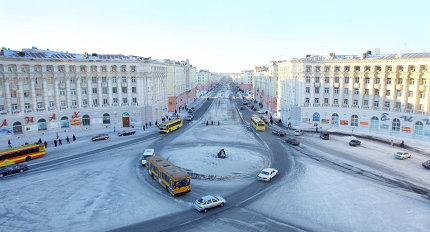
[386,90,391,96]
[72,100,77,106]
[93,99,98,106]
[414,121,424,136]
[315,77,320,83]
[334,99,338,104]
[384,101,390,108]
[82,99,88,106]
[122,98,128,104]
[351,115,358,126]
[409,79,415,85]
[71,90,76,95]
[101,66,107,72]
[324,77,329,83]
[92,77,97,83]
[112,87,117,93]
[374,101,379,108]
[132,87,137,93]
[315,87,320,94]
[396,90,402,97]
[324,88,329,93]
[305,98,310,103]
[334,88,339,94]
[132,97,137,103]
[314,98,319,103]
[387,78,392,84]
[305,76,310,83]
[353,99,358,106]
[354,77,359,83]
[12,104,18,110]
[392,118,400,132]
[344,77,349,84]
[92,88,97,94]
[49,101,55,107]
[103,98,108,105]
[324,66,330,72]
[122,87,127,93]
[354,66,360,71]
[419,92,425,98]
[112,77,117,83]
[25,103,30,109]
[343,99,348,105]
[343,88,348,94]
[113,98,118,103]
[354,89,359,94]
[324,98,329,104]
[102,77,107,82]
[82,88,87,94]
[364,89,369,95]
[59,90,65,96]
[363,100,369,106]
[131,66,136,72]
[131,77,136,82]
[335,77,339,83]
[102,87,108,94]
[375,78,380,84]
[365,78,370,84]
[375,89,379,96]
[395,102,401,109]
[122,77,127,83]
[397,78,403,84]
[408,91,413,97]
[306,87,310,93]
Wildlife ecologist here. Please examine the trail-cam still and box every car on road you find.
[285,138,300,146]
[272,129,286,137]
[187,109,194,114]
[257,110,268,114]
[293,129,304,136]
[394,152,411,160]
[92,134,109,141]
[141,148,155,166]
[252,107,257,111]
[257,168,278,181]
[320,132,330,140]
[0,164,29,178]
[349,139,361,146]
[185,115,194,121]
[194,195,226,213]
[117,130,136,136]
[421,160,430,169]
[239,106,245,110]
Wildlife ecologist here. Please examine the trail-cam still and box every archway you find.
[370,116,379,131]
[82,114,90,126]
[392,118,400,132]
[103,113,111,124]
[331,113,339,126]
[60,116,69,128]
[414,121,424,136]
[13,121,23,134]
[350,115,358,127]
[122,112,130,127]
[37,118,47,131]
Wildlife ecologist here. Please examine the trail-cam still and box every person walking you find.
[8,139,11,148]
[66,136,70,144]
[72,134,76,141]
[44,141,48,148]
[54,140,57,147]
[37,138,42,144]
[58,139,62,146]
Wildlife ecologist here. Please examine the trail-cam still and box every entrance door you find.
[122,116,130,127]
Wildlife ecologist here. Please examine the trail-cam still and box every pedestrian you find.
[390,139,394,146]
[400,140,405,148]
[206,121,209,126]
[54,140,57,147]
[149,122,152,127]
[145,122,148,128]
[56,132,59,140]
[8,139,11,148]
[315,127,319,133]
[218,121,220,126]
[44,141,48,148]
[155,121,158,126]
[66,136,70,144]
[72,134,76,141]
[143,125,146,131]
[211,120,214,125]
[38,138,42,144]
[59,139,62,146]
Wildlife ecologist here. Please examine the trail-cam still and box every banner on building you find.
[340,120,348,125]
[401,127,411,133]
[71,119,81,126]
[359,121,369,126]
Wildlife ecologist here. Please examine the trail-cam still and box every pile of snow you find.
[164,146,268,180]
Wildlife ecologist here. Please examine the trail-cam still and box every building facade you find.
[0,47,216,135]
[277,52,430,140]
[253,63,278,115]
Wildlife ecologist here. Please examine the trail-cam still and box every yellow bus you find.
[0,144,46,168]
[159,119,183,134]
[146,156,191,196]
[251,115,266,131]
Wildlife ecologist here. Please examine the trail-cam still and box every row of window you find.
[305,87,427,98]
[305,64,427,73]
[7,86,138,98]
[305,98,424,110]
[305,76,428,85]
[3,65,137,73]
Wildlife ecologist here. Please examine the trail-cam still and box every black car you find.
[320,132,330,140]
[422,160,430,169]
[118,131,136,136]
[285,138,300,146]
[0,164,29,177]
[272,129,286,137]
[349,139,361,146]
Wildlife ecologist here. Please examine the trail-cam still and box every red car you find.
[422,160,430,169]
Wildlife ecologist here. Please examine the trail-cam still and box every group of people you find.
[7,134,77,149]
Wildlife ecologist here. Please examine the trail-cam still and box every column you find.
[309,75,315,105]
[76,77,82,108]
[30,77,37,112]
[412,74,420,111]
[54,78,60,109]
[42,77,49,111]
[127,76,132,105]
[87,77,92,106]
[107,76,113,105]
[401,74,409,111]
[329,75,334,106]
[65,77,71,108]
[118,79,123,106]
[380,74,387,109]
[18,78,25,112]
[4,78,11,113]
[338,75,344,106]
[319,75,325,106]
[390,74,397,110]
[359,75,365,108]
[97,77,102,107]
[348,77,354,107]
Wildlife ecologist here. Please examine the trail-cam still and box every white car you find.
[294,129,304,136]
[257,168,278,181]
[194,195,226,213]
[394,152,411,160]
[141,149,155,166]
[257,110,267,114]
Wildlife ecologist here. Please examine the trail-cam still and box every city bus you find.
[0,144,46,168]
[146,156,191,196]
[251,115,266,131]
[159,119,183,134]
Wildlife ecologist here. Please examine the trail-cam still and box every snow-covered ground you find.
[302,134,430,187]
[248,157,430,232]
[0,141,187,232]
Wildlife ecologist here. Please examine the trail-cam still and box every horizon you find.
[1,0,430,72]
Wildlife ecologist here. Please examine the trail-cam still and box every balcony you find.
[334,83,340,88]
[374,83,380,89]
[314,82,320,87]
[396,85,403,90]
[353,83,360,88]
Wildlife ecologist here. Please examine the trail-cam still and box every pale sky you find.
[1,0,429,72]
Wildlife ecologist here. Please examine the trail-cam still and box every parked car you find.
[92,134,109,141]
[191,107,195,111]
[185,115,194,121]
[272,129,286,137]
[394,152,411,160]
[118,130,136,136]
[293,129,303,136]
[141,149,155,166]
[285,138,300,146]
[257,110,268,114]
[421,160,430,169]
[187,109,194,114]
[320,132,330,140]
[194,195,226,213]
[0,164,29,178]
[349,139,361,146]
[257,168,278,181]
